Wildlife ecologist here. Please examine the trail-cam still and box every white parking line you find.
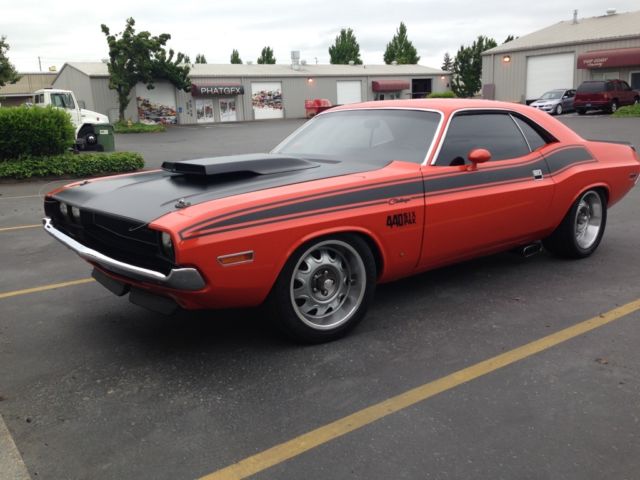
[0,415,31,480]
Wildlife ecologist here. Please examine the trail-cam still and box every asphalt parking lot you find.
[1,115,640,480]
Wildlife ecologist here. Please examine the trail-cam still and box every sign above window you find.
[191,84,245,96]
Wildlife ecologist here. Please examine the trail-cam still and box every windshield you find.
[273,109,441,165]
[540,90,563,100]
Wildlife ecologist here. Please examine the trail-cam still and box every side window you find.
[64,93,75,109]
[621,81,631,91]
[513,116,547,151]
[435,113,530,166]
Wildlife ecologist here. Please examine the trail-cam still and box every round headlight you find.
[161,232,174,258]
[71,206,81,222]
[59,202,68,217]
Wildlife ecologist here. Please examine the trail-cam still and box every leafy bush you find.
[0,105,75,160]
[114,121,166,133]
[612,104,640,117]
[0,152,144,179]
[427,91,456,98]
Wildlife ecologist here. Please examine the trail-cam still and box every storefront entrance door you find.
[196,98,215,123]
[219,99,237,122]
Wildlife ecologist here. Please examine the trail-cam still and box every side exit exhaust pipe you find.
[520,242,543,258]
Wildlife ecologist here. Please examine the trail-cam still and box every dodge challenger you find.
[43,99,640,342]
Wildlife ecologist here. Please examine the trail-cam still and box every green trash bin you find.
[95,123,115,152]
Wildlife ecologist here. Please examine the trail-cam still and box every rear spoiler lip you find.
[587,139,636,152]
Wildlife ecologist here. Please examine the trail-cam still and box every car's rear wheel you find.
[543,189,607,258]
[609,100,618,113]
[554,104,563,115]
[269,235,376,343]
[576,108,586,115]
[634,96,639,105]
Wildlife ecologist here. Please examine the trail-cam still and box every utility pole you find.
[38,56,42,72]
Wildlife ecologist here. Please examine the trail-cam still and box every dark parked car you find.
[574,80,640,115]
[530,89,576,115]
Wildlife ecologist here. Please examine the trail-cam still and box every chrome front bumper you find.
[43,217,206,291]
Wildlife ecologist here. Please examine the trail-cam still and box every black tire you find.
[609,100,618,114]
[543,189,607,259]
[268,234,377,343]
[634,96,639,105]
[576,108,586,115]
[554,104,563,115]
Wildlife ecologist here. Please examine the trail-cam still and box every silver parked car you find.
[530,89,576,115]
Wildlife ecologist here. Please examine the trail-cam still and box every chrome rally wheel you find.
[574,191,603,250]
[290,240,366,330]
[543,189,607,258]
[270,235,376,343]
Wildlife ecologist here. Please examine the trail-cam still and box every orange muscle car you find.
[44,99,640,342]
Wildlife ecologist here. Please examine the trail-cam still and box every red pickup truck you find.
[574,79,640,114]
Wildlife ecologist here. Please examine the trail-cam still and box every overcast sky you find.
[2,0,639,72]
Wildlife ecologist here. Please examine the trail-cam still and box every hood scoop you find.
[162,153,319,177]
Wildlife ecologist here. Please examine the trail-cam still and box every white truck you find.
[33,88,111,150]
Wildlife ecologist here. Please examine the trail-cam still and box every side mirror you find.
[468,148,491,165]
[562,95,568,99]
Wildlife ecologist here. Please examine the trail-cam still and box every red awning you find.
[577,48,640,69]
[372,80,410,92]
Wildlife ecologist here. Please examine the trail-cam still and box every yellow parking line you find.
[0,278,94,300]
[200,298,640,480]
[0,224,40,232]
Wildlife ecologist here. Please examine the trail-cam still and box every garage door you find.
[337,81,362,104]
[526,53,574,101]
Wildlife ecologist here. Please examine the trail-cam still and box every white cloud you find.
[2,0,638,71]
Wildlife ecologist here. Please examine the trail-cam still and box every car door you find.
[563,89,576,111]
[419,111,556,269]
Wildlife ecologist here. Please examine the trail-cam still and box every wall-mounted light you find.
[307,77,314,84]
[502,55,511,63]
[440,75,446,80]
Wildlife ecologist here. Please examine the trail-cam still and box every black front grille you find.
[45,198,174,274]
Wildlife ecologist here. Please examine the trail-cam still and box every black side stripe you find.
[544,146,595,173]
[180,176,421,236]
[181,146,594,239]
[183,181,425,238]
[184,196,425,239]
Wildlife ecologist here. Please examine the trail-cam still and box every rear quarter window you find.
[577,82,605,93]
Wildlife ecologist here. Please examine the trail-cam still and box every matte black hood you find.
[52,153,387,224]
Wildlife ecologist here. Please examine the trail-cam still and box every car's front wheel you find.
[576,108,586,115]
[543,189,607,258]
[269,235,376,343]
[555,104,563,115]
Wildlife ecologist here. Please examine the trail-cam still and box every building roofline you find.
[483,33,640,56]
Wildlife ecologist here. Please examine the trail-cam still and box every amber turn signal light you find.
[217,251,254,266]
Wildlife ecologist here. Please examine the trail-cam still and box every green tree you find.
[450,35,497,98]
[0,36,21,87]
[441,52,453,72]
[257,46,276,64]
[195,53,207,64]
[383,22,420,64]
[101,17,191,122]
[503,35,515,43]
[329,28,362,65]
[230,49,242,64]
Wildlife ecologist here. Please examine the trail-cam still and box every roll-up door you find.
[526,53,574,101]
[336,81,362,104]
